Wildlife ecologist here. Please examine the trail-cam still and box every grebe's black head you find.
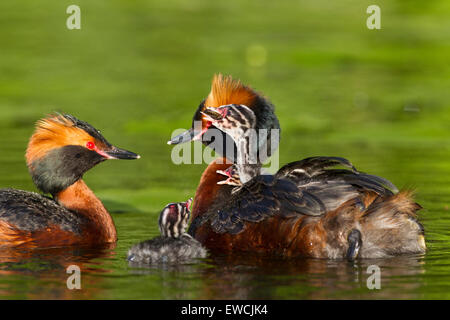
[26,113,140,195]
[167,74,280,163]
[158,198,192,238]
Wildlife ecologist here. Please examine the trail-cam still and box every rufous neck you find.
[55,179,117,243]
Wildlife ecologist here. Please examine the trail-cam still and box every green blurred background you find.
[0,0,449,299]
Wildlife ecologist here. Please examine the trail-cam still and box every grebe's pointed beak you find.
[167,122,213,145]
[104,146,140,160]
[167,128,196,145]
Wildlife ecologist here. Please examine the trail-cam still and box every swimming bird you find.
[168,75,426,259]
[193,104,426,259]
[127,198,208,265]
[0,114,140,248]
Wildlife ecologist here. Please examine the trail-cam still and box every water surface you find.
[0,0,449,299]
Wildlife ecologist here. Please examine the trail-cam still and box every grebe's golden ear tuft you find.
[205,74,257,108]
[26,114,97,165]
[34,113,76,133]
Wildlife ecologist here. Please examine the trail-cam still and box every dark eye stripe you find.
[231,105,256,128]
[230,105,244,124]
[241,107,256,127]
[234,106,248,124]
[173,203,184,237]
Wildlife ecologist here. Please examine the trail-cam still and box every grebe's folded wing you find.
[276,156,398,194]
[210,174,326,234]
[0,189,85,233]
[276,156,398,209]
[209,156,400,235]
[276,156,356,178]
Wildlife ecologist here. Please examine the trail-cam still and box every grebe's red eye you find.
[86,141,95,150]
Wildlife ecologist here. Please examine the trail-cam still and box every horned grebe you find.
[167,75,426,259]
[0,114,140,248]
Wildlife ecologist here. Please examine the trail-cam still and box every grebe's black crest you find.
[62,114,112,147]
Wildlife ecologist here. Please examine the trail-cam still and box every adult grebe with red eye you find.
[0,113,140,248]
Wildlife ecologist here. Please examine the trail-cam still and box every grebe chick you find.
[0,113,140,248]
[127,198,208,265]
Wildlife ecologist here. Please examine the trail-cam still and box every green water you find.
[0,0,449,299]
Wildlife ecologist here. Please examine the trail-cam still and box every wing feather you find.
[208,156,398,235]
